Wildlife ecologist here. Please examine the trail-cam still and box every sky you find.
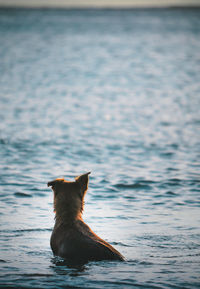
[0,0,200,8]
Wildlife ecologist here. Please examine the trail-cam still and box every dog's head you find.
[47,172,91,218]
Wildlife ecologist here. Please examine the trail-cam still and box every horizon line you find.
[0,0,200,9]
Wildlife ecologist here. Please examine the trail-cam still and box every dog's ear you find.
[47,178,64,194]
[75,172,91,197]
[47,180,56,187]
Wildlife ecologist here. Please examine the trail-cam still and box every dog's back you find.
[51,219,124,263]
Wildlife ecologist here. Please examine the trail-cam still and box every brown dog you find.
[48,172,124,263]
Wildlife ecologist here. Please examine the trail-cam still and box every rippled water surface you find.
[0,7,200,289]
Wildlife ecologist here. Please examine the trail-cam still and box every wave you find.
[0,228,52,234]
[14,192,32,198]
[114,181,154,190]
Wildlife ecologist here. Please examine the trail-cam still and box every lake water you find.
[0,7,200,289]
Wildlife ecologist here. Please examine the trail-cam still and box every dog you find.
[48,172,124,264]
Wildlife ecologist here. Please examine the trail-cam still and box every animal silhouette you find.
[48,172,124,264]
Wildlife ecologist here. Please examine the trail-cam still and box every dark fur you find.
[48,173,124,263]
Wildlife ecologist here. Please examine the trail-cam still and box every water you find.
[0,7,200,289]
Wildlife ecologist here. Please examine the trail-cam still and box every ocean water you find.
[0,7,200,289]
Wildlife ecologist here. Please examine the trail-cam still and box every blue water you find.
[0,7,200,289]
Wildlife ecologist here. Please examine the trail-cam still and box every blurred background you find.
[0,1,200,288]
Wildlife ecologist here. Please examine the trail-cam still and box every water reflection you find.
[51,256,87,275]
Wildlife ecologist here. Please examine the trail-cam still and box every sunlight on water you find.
[0,7,200,289]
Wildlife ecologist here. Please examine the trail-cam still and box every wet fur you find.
[48,173,124,263]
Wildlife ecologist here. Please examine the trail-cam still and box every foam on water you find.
[0,7,200,289]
